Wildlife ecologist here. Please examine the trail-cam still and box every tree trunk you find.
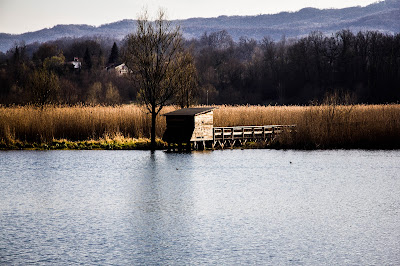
[151,104,156,151]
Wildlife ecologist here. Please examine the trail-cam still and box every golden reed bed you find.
[1,104,399,149]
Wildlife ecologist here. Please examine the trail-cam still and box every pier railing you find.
[212,125,295,149]
[168,124,296,151]
[213,125,294,141]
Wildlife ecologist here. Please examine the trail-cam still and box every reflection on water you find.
[1,150,399,264]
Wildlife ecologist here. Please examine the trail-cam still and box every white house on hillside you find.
[70,57,81,69]
[106,63,129,76]
[114,63,129,76]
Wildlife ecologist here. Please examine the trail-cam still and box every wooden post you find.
[213,128,215,144]
[230,140,236,149]
[262,126,265,141]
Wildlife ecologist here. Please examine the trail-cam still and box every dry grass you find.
[0,104,175,143]
[214,104,400,149]
[1,104,399,149]
[213,105,304,126]
[291,104,400,149]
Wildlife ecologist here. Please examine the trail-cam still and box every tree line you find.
[191,30,400,105]
[0,29,399,106]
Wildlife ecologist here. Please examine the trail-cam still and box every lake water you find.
[0,150,399,265]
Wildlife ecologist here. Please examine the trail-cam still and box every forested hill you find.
[179,0,400,40]
[1,0,399,52]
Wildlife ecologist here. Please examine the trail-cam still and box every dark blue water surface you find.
[1,150,399,264]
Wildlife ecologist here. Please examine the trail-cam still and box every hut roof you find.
[164,107,214,116]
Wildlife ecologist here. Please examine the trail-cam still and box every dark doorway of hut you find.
[163,107,215,152]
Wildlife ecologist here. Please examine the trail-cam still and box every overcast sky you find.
[0,0,382,34]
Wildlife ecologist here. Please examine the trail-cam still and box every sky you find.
[0,0,382,34]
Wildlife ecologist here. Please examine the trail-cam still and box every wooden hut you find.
[163,107,214,150]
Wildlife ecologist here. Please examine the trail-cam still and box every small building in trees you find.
[105,63,129,76]
[163,107,214,150]
[69,57,81,69]
[114,63,129,76]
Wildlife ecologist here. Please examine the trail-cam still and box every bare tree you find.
[173,51,198,108]
[124,10,195,150]
[29,68,60,106]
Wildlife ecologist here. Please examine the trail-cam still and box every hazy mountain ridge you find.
[1,0,399,52]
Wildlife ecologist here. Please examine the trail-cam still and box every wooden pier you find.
[163,108,295,151]
[212,125,295,149]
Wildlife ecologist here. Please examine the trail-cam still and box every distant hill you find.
[1,0,399,52]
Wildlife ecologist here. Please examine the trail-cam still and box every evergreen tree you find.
[83,47,92,70]
[108,42,119,65]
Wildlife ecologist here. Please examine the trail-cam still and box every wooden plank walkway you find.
[212,125,295,149]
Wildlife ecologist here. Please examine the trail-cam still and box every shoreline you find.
[1,139,399,151]
[1,105,399,150]
[0,139,166,151]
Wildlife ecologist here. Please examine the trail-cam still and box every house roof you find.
[164,107,214,116]
[114,63,126,69]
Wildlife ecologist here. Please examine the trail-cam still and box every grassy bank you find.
[1,104,399,150]
[0,137,166,150]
